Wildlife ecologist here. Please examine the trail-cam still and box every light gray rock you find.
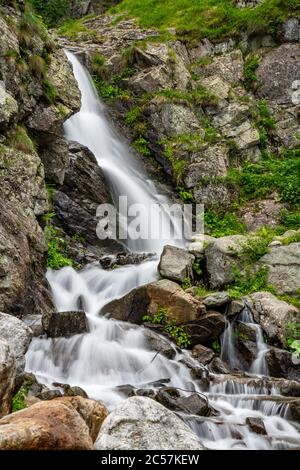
[0,83,18,129]
[284,18,300,43]
[0,313,32,384]
[203,292,231,308]
[194,181,231,209]
[158,245,195,282]
[205,235,247,288]
[184,145,228,189]
[202,75,230,100]
[199,50,244,84]
[258,243,300,295]
[129,66,172,94]
[95,396,205,450]
[225,120,260,150]
[245,292,299,347]
[0,338,15,417]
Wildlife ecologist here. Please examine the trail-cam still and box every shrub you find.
[143,307,191,349]
[125,107,143,127]
[286,322,300,358]
[133,136,151,156]
[244,55,260,89]
[228,266,275,299]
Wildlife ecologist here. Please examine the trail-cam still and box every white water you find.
[26,52,300,450]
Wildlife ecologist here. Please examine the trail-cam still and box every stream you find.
[26,52,300,450]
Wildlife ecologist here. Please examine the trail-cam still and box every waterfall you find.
[25,52,300,450]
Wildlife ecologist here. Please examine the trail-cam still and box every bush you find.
[43,78,58,103]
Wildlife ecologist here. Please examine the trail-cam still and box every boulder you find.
[184,311,226,347]
[225,120,260,150]
[203,292,231,308]
[0,83,18,130]
[202,75,230,100]
[183,144,228,189]
[129,66,172,94]
[246,292,299,347]
[0,398,106,450]
[95,396,205,450]
[0,338,15,417]
[198,49,244,84]
[158,245,195,283]
[194,181,231,209]
[143,328,176,359]
[284,18,300,43]
[258,243,300,295]
[192,344,215,365]
[205,235,247,288]
[0,313,32,386]
[265,347,300,381]
[246,417,267,435]
[227,300,245,318]
[45,310,88,338]
[103,279,206,325]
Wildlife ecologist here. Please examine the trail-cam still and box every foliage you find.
[143,307,191,349]
[92,75,130,101]
[43,78,58,103]
[133,136,151,156]
[211,340,221,355]
[244,55,259,89]
[46,225,73,270]
[125,106,143,127]
[58,18,98,41]
[8,125,36,154]
[178,187,194,203]
[193,260,202,276]
[158,85,218,107]
[28,0,71,27]
[280,209,300,230]
[228,265,275,299]
[29,54,46,77]
[254,100,276,147]
[286,322,300,358]
[181,277,192,290]
[12,384,29,412]
[112,0,300,44]
[92,52,105,68]
[204,209,246,238]
[18,7,47,48]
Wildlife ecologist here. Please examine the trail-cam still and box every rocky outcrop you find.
[44,310,88,338]
[158,245,195,282]
[0,338,15,417]
[0,313,32,386]
[258,243,300,295]
[0,397,108,450]
[95,396,205,450]
[245,292,299,347]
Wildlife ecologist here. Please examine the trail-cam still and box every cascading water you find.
[26,52,300,450]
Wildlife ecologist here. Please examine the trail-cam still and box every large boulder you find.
[95,396,205,450]
[258,243,300,295]
[102,279,206,325]
[0,397,107,450]
[205,235,247,288]
[265,347,300,381]
[44,310,88,338]
[245,292,299,347]
[0,338,15,418]
[184,311,226,347]
[0,313,32,386]
[158,245,195,283]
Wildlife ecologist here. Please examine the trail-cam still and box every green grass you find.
[157,85,218,107]
[58,18,98,41]
[8,126,36,154]
[112,0,300,44]
[204,209,246,237]
[244,55,260,90]
[228,265,275,299]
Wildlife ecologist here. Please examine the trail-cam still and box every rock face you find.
[245,292,299,347]
[205,235,247,288]
[158,245,195,282]
[95,396,205,450]
[258,243,300,295]
[45,310,88,338]
[0,338,15,418]
[0,397,107,450]
[265,347,300,381]
[0,313,32,386]
[103,279,206,325]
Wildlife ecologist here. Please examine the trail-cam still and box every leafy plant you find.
[212,340,221,355]
[133,136,151,156]
[125,106,143,127]
[29,0,71,27]
[143,307,191,349]
[286,322,300,358]
[93,75,130,101]
[181,277,192,290]
[244,55,260,89]
[46,226,73,270]
[12,384,29,412]
[204,209,246,238]
[193,260,202,276]
[43,78,58,104]
[228,265,274,299]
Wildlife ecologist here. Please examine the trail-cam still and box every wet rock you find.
[184,311,226,346]
[95,396,205,450]
[245,292,299,347]
[203,292,231,308]
[208,357,234,374]
[52,382,88,399]
[258,244,300,296]
[100,252,154,269]
[39,390,63,401]
[227,300,245,318]
[246,417,267,435]
[158,245,195,283]
[0,338,15,417]
[143,328,176,359]
[234,321,258,343]
[0,312,32,387]
[0,397,107,449]
[45,310,88,338]
[103,279,205,325]
[265,347,300,381]
[22,314,43,337]
[192,344,215,365]
[176,393,211,417]
[205,235,247,288]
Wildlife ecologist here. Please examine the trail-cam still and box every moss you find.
[29,54,46,77]
[42,78,58,104]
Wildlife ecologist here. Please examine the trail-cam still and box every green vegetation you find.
[58,18,98,41]
[254,100,276,147]
[91,52,105,73]
[228,265,275,299]
[204,209,246,238]
[43,78,58,103]
[125,106,143,127]
[244,55,260,90]
[157,85,218,107]
[18,8,48,48]
[29,54,46,77]
[92,75,130,101]
[143,307,191,349]
[286,322,300,358]
[212,339,221,354]
[181,277,192,290]
[133,136,151,156]
[46,225,73,270]
[12,384,29,412]
[8,126,36,154]
[28,0,70,27]
[112,0,300,44]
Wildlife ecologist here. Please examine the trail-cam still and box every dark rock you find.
[103,285,149,324]
[100,252,155,269]
[22,314,43,337]
[246,417,267,435]
[39,390,63,401]
[184,311,226,347]
[227,300,245,318]
[45,310,88,338]
[208,357,234,374]
[143,328,176,359]
[265,347,300,381]
[234,321,258,343]
[192,344,215,365]
[52,382,88,399]
[176,393,211,417]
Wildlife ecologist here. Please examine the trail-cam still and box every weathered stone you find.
[158,245,195,282]
[95,396,205,450]
[203,292,231,308]
[227,300,245,318]
[129,66,172,94]
[183,145,228,189]
[192,344,215,365]
[184,311,226,347]
[205,235,247,289]
[194,181,231,209]
[0,83,18,130]
[0,313,32,386]
[202,75,230,100]
[225,120,260,150]
[245,292,299,347]
[45,310,88,338]
[265,347,300,381]
[143,328,176,359]
[258,243,300,295]
[199,50,244,84]
[246,417,267,435]
[0,338,15,417]
[284,18,300,43]
[239,199,288,232]
[0,399,102,450]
